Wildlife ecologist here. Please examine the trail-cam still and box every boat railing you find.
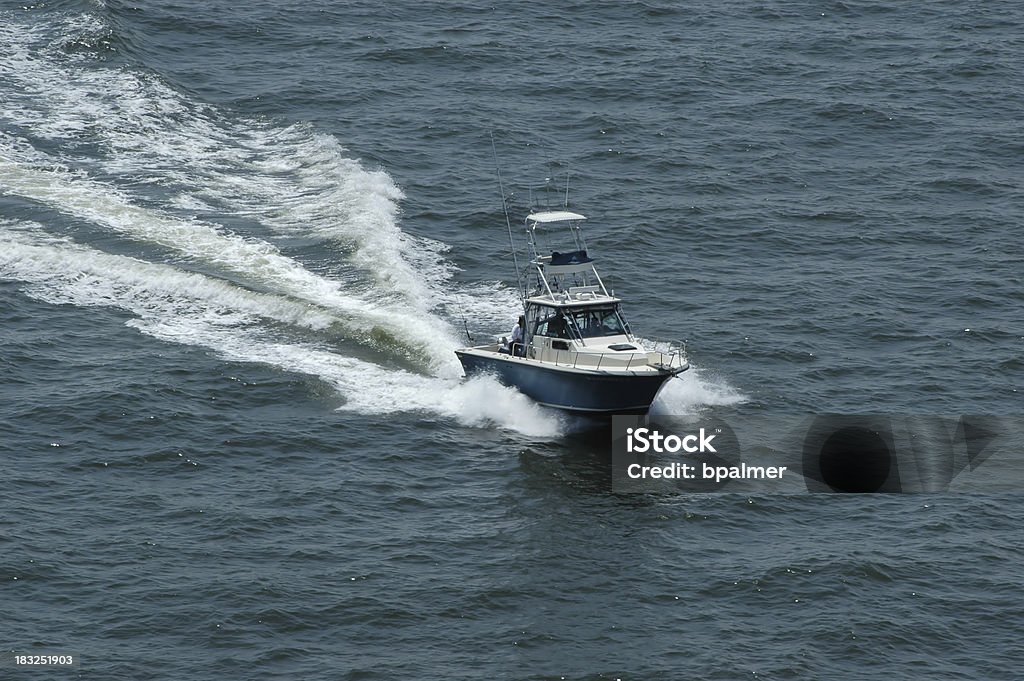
[536,338,687,372]
[643,338,688,371]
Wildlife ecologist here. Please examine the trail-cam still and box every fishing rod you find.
[456,294,474,343]
[490,132,526,307]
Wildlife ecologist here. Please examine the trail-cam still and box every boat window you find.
[525,305,556,343]
[534,309,572,339]
[568,307,626,338]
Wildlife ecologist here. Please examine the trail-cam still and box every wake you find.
[0,7,744,436]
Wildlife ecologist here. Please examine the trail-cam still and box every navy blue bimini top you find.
[550,250,592,266]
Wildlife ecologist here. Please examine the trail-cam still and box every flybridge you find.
[523,210,614,304]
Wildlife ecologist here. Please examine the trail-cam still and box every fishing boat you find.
[455,209,688,414]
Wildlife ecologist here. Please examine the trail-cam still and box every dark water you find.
[2,1,1022,678]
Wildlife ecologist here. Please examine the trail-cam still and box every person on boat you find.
[509,315,525,356]
[548,310,569,339]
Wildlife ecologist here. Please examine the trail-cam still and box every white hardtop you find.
[526,285,621,308]
[526,210,587,224]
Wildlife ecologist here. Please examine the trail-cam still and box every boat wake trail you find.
[0,7,735,435]
[0,224,562,437]
[0,9,562,435]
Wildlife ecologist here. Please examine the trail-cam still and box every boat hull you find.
[456,349,680,414]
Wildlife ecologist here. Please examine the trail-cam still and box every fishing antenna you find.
[564,165,571,208]
[490,132,526,305]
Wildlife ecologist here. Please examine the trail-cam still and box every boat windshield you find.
[566,306,627,338]
[528,304,630,341]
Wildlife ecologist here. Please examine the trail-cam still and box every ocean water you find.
[2,0,1022,678]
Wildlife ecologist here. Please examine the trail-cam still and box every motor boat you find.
[455,209,688,414]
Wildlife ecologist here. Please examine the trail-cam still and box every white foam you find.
[443,280,525,343]
[0,11,463,372]
[0,12,460,314]
[425,375,565,438]
[650,366,747,416]
[0,145,462,374]
[0,225,562,437]
[0,224,336,331]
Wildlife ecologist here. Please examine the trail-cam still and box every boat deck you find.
[459,342,687,375]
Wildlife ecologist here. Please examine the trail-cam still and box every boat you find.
[455,208,688,414]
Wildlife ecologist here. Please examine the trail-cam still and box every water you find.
[2,1,1022,678]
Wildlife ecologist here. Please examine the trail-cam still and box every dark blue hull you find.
[456,351,678,414]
